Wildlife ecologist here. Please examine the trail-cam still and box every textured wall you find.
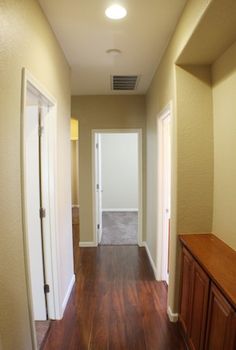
[176,65,213,234]
[145,0,213,313]
[0,1,72,349]
[212,40,236,250]
[71,95,146,243]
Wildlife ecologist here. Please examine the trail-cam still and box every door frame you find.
[156,102,172,282]
[21,68,61,348]
[92,129,143,246]
[94,133,103,243]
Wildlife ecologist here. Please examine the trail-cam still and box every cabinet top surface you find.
[179,233,236,309]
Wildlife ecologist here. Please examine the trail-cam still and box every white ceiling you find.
[38,0,187,95]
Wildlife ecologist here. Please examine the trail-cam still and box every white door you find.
[95,133,102,243]
[25,95,47,320]
[161,115,171,284]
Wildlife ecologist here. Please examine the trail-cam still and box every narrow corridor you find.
[43,244,185,349]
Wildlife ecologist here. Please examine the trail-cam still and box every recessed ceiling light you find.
[105,4,127,20]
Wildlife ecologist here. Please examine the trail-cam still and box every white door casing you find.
[25,102,47,320]
[157,103,172,284]
[92,129,143,247]
[95,133,103,243]
[21,68,62,350]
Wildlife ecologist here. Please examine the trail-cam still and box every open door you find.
[161,114,171,284]
[25,94,48,320]
[23,74,61,324]
[157,106,171,285]
[95,133,102,243]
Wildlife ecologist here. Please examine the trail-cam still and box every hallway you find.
[43,244,185,350]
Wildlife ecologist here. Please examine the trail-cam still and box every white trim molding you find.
[144,242,158,280]
[72,204,80,208]
[79,241,97,247]
[21,68,61,349]
[156,101,173,282]
[167,306,178,323]
[61,274,75,316]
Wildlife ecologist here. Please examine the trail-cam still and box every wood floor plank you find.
[43,245,186,350]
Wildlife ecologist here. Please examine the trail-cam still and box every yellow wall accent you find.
[71,118,79,140]
[212,40,236,250]
[0,1,72,349]
[71,95,146,243]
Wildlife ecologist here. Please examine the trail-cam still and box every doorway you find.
[70,118,80,270]
[21,69,61,348]
[92,130,142,247]
[157,104,171,285]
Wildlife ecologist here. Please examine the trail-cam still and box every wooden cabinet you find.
[205,284,236,350]
[188,259,209,350]
[179,247,193,335]
[179,247,209,350]
[179,234,236,350]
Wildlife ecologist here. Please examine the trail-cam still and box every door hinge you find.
[38,126,44,137]
[39,207,46,219]
[97,224,100,230]
[96,184,99,190]
[44,284,50,294]
[96,143,99,149]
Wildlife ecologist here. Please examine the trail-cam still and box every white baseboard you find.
[167,306,178,323]
[79,241,97,247]
[102,208,138,212]
[72,204,80,208]
[139,241,146,247]
[61,274,75,315]
[144,242,158,280]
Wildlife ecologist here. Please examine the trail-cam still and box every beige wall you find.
[212,40,236,250]
[145,0,213,314]
[71,95,146,243]
[0,1,72,349]
[71,140,79,205]
[176,65,213,234]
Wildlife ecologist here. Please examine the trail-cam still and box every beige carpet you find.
[35,321,51,349]
[101,211,138,245]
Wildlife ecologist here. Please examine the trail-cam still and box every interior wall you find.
[176,65,213,234]
[0,1,73,349]
[71,95,146,243]
[71,140,79,205]
[101,133,138,210]
[212,39,236,250]
[145,0,213,314]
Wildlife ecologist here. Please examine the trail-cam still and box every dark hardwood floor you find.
[43,212,185,349]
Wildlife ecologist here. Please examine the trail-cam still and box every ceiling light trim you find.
[105,4,127,20]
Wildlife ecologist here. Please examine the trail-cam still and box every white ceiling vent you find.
[111,75,140,91]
